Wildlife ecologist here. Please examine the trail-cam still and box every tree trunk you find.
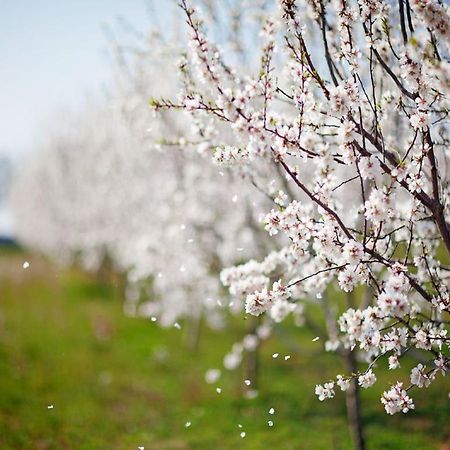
[344,291,366,450]
[185,312,202,352]
[243,317,260,392]
[244,346,259,391]
[344,349,366,450]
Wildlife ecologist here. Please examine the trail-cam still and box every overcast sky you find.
[0,0,168,161]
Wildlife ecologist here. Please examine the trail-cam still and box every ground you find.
[0,250,448,450]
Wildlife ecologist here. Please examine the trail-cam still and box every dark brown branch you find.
[425,130,450,255]
[398,0,408,45]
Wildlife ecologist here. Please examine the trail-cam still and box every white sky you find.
[0,0,166,161]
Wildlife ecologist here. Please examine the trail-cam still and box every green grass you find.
[0,251,448,450]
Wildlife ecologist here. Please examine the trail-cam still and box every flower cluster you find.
[411,0,450,39]
[245,280,292,317]
[381,382,415,415]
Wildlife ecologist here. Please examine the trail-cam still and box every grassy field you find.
[0,250,448,450]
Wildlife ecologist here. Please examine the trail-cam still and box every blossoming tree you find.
[10,0,449,448]
[152,0,450,438]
